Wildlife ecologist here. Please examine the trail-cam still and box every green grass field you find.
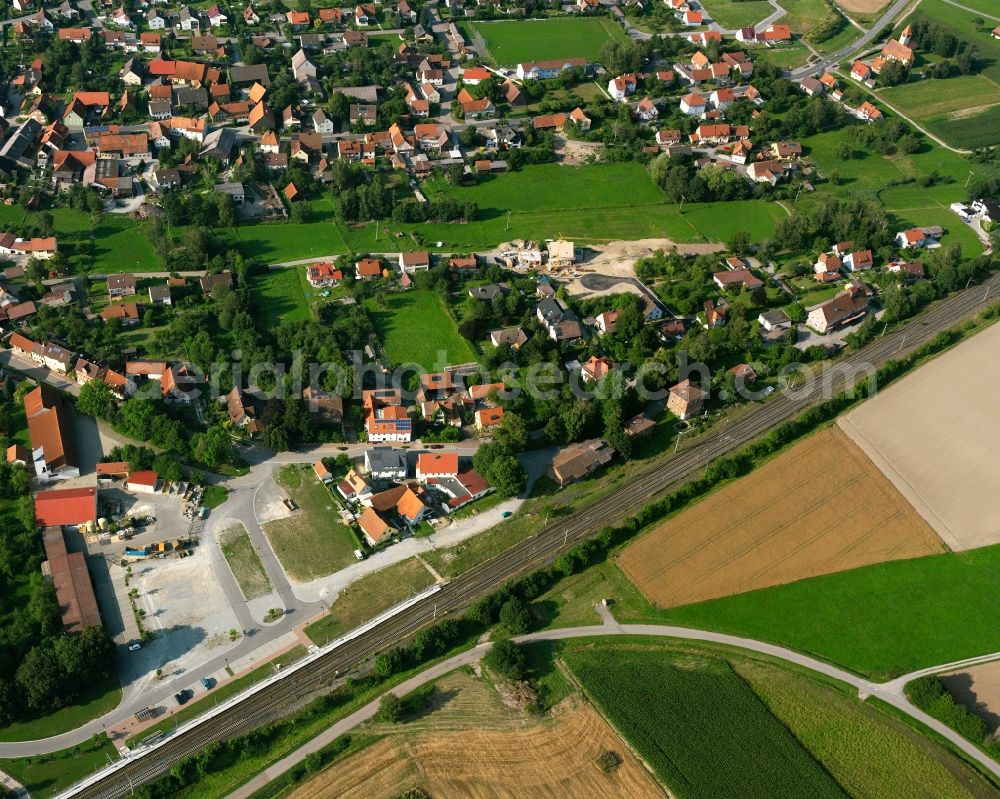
[303,558,436,645]
[261,466,361,582]
[426,162,666,214]
[364,289,477,370]
[470,17,626,65]
[225,215,350,263]
[249,268,312,327]
[564,644,848,799]
[876,74,1000,149]
[905,0,1000,83]
[745,40,813,69]
[700,0,772,29]
[926,105,1000,150]
[659,545,1000,680]
[219,523,272,601]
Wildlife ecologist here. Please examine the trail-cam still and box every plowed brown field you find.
[289,704,663,799]
[618,426,945,608]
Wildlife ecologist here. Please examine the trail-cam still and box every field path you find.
[224,622,1000,798]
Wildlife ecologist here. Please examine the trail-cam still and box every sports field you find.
[364,289,477,370]
[471,17,626,65]
[618,427,944,608]
[565,644,849,799]
[839,321,1000,551]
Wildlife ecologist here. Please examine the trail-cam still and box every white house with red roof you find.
[306,261,342,287]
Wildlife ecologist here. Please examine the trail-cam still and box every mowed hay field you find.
[839,320,1000,551]
[834,0,892,14]
[289,668,661,799]
[619,426,944,608]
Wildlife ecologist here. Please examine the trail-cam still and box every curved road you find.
[225,616,1000,799]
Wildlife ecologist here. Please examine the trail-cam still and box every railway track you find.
[64,275,1000,799]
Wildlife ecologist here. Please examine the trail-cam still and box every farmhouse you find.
[35,487,97,529]
[548,439,614,487]
[24,385,79,480]
[42,525,101,634]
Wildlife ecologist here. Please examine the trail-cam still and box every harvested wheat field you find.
[941,660,1000,735]
[834,0,891,14]
[289,703,662,799]
[618,426,945,608]
[839,322,1000,551]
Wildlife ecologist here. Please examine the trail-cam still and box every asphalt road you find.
[225,614,1000,799]
[54,268,1000,798]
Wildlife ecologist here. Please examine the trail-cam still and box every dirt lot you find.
[290,702,660,799]
[941,661,1000,735]
[618,426,945,608]
[834,0,892,14]
[838,321,1000,552]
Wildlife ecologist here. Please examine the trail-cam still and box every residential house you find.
[489,327,528,348]
[843,249,873,272]
[355,258,383,279]
[805,280,871,334]
[306,261,342,287]
[667,378,708,420]
[364,446,408,482]
[226,386,262,433]
[416,452,459,482]
[399,251,430,273]
[713,267,763,292]
[302,386,343,426]
[338,468,373,502]
[758,309,792,331]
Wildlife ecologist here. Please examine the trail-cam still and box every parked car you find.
[174,691,189,705]
[501,511,513,519]
[128,642,141,652]
[200,677,214,690]
[283,498,298,511]
[353,549,364,560]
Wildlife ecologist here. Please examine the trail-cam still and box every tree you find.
[483,639,526,681]
[498,597,533,635]
[192,425,236,469]
[488,454,526,497]
[836,142,851,160]
[728,230,751,257]
[76,380,117,421]
[492,411,527,453]
[16,647,63,711]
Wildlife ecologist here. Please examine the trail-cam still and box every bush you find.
[596,750,622,772]
[498,596,533,635]
[376,692,403,723]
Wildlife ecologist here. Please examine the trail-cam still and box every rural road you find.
[224,614,1000,799]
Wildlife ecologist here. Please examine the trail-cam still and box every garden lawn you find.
[249,267,312,327]
[470,17,626,65]
[700,0,773,29]
[364,289,476,370]
[261,466,361,582]
[226,218,350,263]
[303,558,436,645]
[658,544,1000,680]
[564,643,848,799]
